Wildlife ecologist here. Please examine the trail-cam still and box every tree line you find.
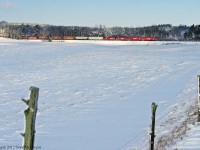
[184,24,200,41]
[1,21,199,41]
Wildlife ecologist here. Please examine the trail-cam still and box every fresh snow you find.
[173,124,200,149]
[0,38,200,150]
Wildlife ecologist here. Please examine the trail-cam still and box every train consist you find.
[21,35,157,41]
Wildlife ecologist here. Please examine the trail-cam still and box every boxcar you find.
[51,36,62,40]
[21,36,28,39]
[27,36,38,40]
[88,37,103,40]
[75,37,88,40]
[63,36,75,40]
[38,36,48,40]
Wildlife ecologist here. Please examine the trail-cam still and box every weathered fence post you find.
[197,75,200,122]
[150,102,158,150]
[21,87,39,150]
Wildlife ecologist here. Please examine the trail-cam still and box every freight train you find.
[21,35,157,41]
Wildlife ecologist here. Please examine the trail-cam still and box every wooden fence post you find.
[21,87,39,150]
[197,75,200,122]
[150,102,158,150]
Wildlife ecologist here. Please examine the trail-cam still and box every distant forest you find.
[0,21,200,41]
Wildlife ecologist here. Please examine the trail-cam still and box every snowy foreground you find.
[1,38,200,150]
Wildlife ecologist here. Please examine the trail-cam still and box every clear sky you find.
[0,0,199,27]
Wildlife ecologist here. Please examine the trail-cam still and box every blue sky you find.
[0,0,199,27]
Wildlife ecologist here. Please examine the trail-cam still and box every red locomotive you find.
[103,36,116,40]
[129,36,143,41]
[143,37,157,41]
[116,36,129,41]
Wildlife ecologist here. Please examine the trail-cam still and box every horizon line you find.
[1,20,194,28]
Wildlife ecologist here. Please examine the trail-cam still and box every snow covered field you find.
[0,38,200,150]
